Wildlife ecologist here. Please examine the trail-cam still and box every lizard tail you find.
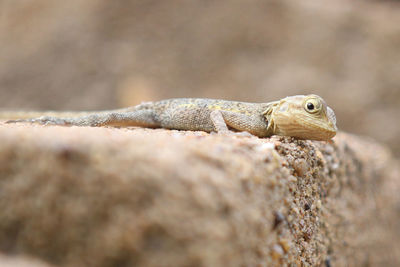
[0,111,100,120]
[0,103,152,121]
[0,109,136,120]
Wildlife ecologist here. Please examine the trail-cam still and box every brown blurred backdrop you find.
[0,0,399,155]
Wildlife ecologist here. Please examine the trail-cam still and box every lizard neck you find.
[261,102,279,136]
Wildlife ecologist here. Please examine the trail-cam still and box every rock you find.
[0,254,54,267]
[0,123,398,266]
[1,0,400,156]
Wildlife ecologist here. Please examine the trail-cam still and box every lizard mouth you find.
[301,121,337,140]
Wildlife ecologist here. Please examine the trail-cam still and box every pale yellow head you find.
[267,95,337,141]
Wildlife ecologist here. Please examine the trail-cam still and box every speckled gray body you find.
[145,98,271,134]
[4,95,338,140]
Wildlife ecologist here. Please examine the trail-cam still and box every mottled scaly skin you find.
[2,95,338,141]
[147,98,272,135]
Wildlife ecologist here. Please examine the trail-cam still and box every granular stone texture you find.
[0,254,53,267]
[0,123,398,266]
[2,0,400,157]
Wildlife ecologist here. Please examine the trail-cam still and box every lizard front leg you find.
[210,110,270,137]
[209,110,230,133]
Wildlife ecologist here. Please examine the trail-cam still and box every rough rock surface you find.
[1,0,400,156]
[0,123,399,266]
[0,254,53,267]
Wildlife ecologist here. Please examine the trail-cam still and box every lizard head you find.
[266,94,337,141]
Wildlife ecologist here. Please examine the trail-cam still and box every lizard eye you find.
[304,98,321,114]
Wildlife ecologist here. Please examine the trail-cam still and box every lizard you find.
[1,94,337,141]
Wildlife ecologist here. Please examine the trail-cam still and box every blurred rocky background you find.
[0,0,399,155]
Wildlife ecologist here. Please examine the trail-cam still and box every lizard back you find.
[149,98,270,132]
